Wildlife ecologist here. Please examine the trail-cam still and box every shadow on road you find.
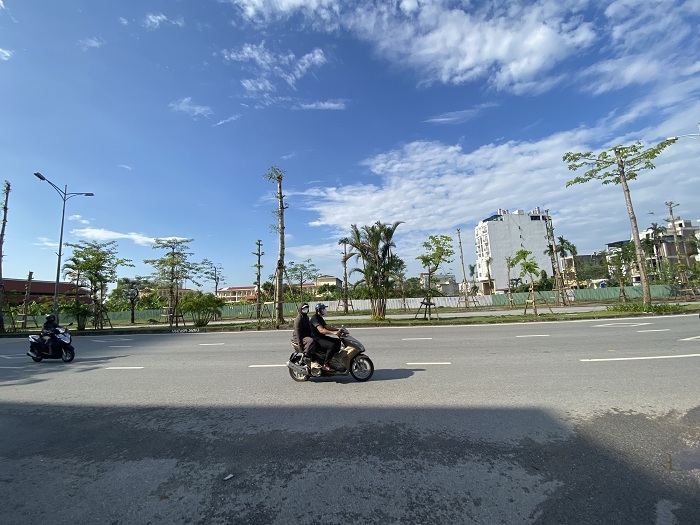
[1,400,698,524]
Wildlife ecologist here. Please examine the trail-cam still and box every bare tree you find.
[264,166,287,324]
[0,181,10,332]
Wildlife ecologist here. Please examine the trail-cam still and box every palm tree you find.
[557,236,578,287]
[468,263,478,296]
[347,220,403,320]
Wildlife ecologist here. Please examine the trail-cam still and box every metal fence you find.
[13,284,681,328]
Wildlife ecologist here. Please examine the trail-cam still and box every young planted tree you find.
[179,291,225,327]
[200,259,226,295]
[63,240,133,328]
[416,234,455,300]
[348,220,403,320]
[105,276,152,323]
[564,139,676,306]
[265,166,287,324]
[286,259,319,304]
[0,181,10,333]
[511,249,542,314]
[144,238,201,327]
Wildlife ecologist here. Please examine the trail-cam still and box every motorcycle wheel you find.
[350,355,374,382]
[30,353,43,363]
[62,347,75,363]
[288,356,309,382]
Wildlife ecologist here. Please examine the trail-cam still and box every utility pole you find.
[456,229,470,308]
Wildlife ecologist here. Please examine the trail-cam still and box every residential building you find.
[474,208,552,294]
[419,273,459,296]
[639,219,699,272]
[216,275,342,304]
[560,253,607,288]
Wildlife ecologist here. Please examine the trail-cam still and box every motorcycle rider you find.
[309,303,342,372]
[292,302,315,359]
[29,313,59,357]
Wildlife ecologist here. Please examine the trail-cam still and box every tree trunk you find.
[274,178,285,324]
[0,181,9,333]
[616,149,651,306]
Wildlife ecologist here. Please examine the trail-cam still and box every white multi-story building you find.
[474,208,552,294]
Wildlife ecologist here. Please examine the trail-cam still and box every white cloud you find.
[119,17,129,26]
[222,41,327,95]
[78,37,105,51]
[295,99,347,110]
[213,114,241,126]
[70,228,156,246]
[0,48,12,61]
[32,236,57,249]
[168,97,213,119]
[143,13,184,30]
[425,103,499,124]
[117,164,133,171]
[226,0,699,97]
[68,214,90,225]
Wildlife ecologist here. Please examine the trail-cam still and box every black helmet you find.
[315,303,327,312]
[45,314,56,323]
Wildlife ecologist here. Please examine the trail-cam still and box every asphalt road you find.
[1,314,699,524]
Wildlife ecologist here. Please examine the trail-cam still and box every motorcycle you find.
[27,325,75,363]
[287,327,374,382]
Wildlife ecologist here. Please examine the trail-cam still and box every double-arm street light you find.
[34,172,94,321]
[668,123,700,142]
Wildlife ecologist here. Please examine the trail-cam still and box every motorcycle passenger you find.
[292,302,316,359]
[309,303,342,372]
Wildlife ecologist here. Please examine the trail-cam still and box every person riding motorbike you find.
[292,302,315,359]
[29,314,59,358]
[309,303,342,372]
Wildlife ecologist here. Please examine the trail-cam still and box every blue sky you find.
[2,0,700,291]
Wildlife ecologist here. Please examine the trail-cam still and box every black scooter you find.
[27,326,75,363]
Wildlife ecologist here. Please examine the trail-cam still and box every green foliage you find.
[144,238,202,312]
[564,139,677,306]
[416,234,455,300]
[606,302,684,314]
[179,292,225,327]
[59,300,92,330]
[348,220,403,319]
[286,259,320,302]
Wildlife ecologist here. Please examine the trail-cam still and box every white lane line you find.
[594,322,652,327]
[0,355,15,359]
[109,346,132,348]
[0,366,25,369]
[92,338,133,342]
[516,334,550,338]
[105,366,144,370]
[407,362,451,365]
[581,354,700,362]
[679,335,700,341]
[637,329,670,333]
[200,343,225,346]
[402,337,433,341]
[249,364,286,368]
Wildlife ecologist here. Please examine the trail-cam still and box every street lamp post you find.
[34,172,94,322]
[668,123,700,142]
